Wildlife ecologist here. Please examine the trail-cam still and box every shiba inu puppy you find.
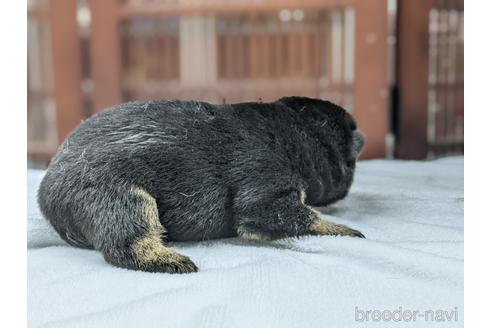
[38,97,365,273]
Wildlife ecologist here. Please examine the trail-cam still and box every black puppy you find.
[38,97,365,273]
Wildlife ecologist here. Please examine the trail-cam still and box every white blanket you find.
[28,157,464,328]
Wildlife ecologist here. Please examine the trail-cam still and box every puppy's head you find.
[278,96,364,206]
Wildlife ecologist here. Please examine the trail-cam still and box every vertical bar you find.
[251,33,259,79]
[331,9,343,85]
[205,16,217,85]
[353,0,389,158]
[288,29,297,76]
[324,16,331,79]
[323,15,332,98]
[395,0,432,158]
[265,31,273,78]
[147,21,158,81]
[343,6,355,111]
[446,5,458,141]
[455,6,464,139]
[259,32,268,78]
[236,29,245,78]
[162,34,171,79]
[435,8,445,143]
[274,33,283,78]
[243,33,251,79]
[49,0,84,143]
[172,35,180,80]
[180,16,217,88]
[428,8,438,146]
[217,31,226,79]
[89,0,122,111]
[312,28,320,79]
[226,34,235,78]
[439,6,449,143]
[297,17,309,79]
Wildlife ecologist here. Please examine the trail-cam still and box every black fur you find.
[38,97,364,273]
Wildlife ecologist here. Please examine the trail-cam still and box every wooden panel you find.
[427,0,464,156]
[216,11,329,81]
[89,0,122,111]
[395,0,433,158]
[49,0,84,143]
[120,17,180,85]
[353,0,388,158]
[118,0,354,17]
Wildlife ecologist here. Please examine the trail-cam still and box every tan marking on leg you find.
[131,234,173,266]
[309,213,365,238]
[129,186,197,273]
[131,186,165,235]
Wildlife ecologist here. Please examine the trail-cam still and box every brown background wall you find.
[27,0,464,167]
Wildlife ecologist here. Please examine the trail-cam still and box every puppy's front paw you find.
[337,225,365,238]
[310,216,365,238]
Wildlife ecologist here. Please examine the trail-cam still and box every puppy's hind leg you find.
[92,186,197,273]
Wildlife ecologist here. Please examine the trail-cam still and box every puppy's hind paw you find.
[136,251,199,274]
[341,226,365,238]
[131,236,199,273]
[156,252,198,274]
